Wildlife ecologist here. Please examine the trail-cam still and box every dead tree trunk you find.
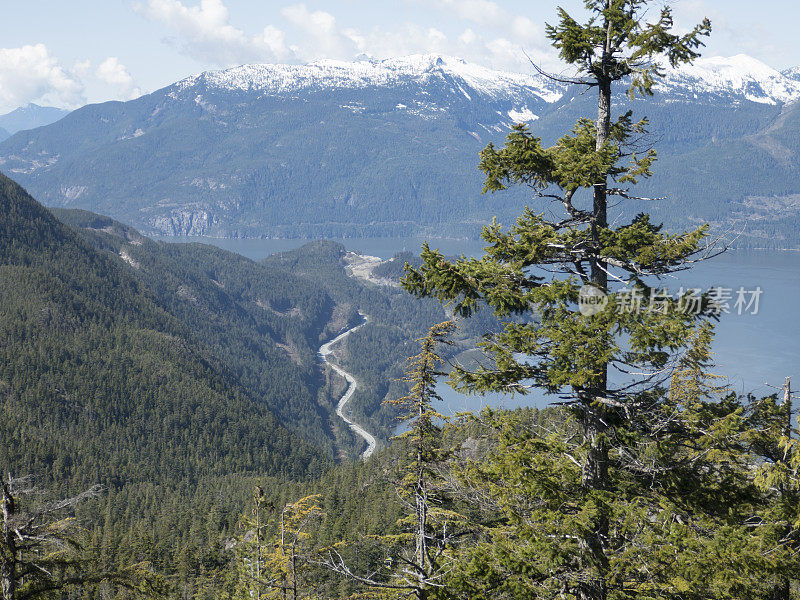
[1,475,18,600]
[771,378,792,600]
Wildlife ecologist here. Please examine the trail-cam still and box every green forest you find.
[2,1,800,599]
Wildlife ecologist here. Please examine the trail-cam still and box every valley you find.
[2,2,800,596]
[318,314,376,459]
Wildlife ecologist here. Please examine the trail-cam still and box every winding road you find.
[319,314,377,459]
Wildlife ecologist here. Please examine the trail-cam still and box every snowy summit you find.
[174,54,565,104]
[173,53,800,109]
[660,54,800,105]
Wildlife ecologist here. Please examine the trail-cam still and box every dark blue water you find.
[158,236,800,414]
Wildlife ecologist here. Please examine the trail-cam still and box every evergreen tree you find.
[229,491,324,600]
[748,380,800,599]
[443,325,763,599]
[402,2,725,598]
[321,322,465,600]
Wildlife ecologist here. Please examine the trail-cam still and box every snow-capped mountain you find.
[658,54,800,105]
[2,53,800,244]
[176,54,564,105]
[168,54,564,132]
[175,53,800,108]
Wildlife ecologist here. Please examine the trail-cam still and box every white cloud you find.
[133,0,562,75]
[671,0,726,31]
[420,0,559,71]
[0,45,143,113]
[95,57,142,100]
[510,16,542,44]
[259,25,289,57]
[435,0,506,29]
[280,4,358,60]
[338,23,450,61]
[458,28,478,46]
[135,0,294,65]
[669,0,780,65]
[351,0,559,73]
[0,44,84,113]
[425,0,547,46]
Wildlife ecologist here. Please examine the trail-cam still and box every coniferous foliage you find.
[399,1,745,598]
[54,209,341,452]
[319,322,466,600]
[227,492,325,600]
[0,174,327,488]
[1,475,164,600]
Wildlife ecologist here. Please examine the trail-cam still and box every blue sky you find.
[0,0,796,113]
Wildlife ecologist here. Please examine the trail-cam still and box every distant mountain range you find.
[1,54,799,246]
[0,103,70,139]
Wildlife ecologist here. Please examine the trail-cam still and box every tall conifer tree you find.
[402,2,720,598]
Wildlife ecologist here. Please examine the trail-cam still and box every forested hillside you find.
[5,0,800,596]
[0,173,495,596]
[0,173,345,596]
[53,209,346,452]
[52,212,481,451]
[0,173,333,487]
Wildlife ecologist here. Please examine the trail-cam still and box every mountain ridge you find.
[2,53,800,245]
[0,102,70,134]
[174,53,800,107]
[656,54,800,105]
[175,54,565,104]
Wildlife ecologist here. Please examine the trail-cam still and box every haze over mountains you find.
[1,54,800,246]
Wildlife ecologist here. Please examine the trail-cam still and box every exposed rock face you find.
[151,209,213,236]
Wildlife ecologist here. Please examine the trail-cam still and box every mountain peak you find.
[661,54,800,105]
[783,65,800,83]
[0,103,70,135]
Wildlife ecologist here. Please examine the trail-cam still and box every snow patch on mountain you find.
[508,107,538,123]
[174,55,564,104]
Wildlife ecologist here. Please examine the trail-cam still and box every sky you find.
[0,0,797,114]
